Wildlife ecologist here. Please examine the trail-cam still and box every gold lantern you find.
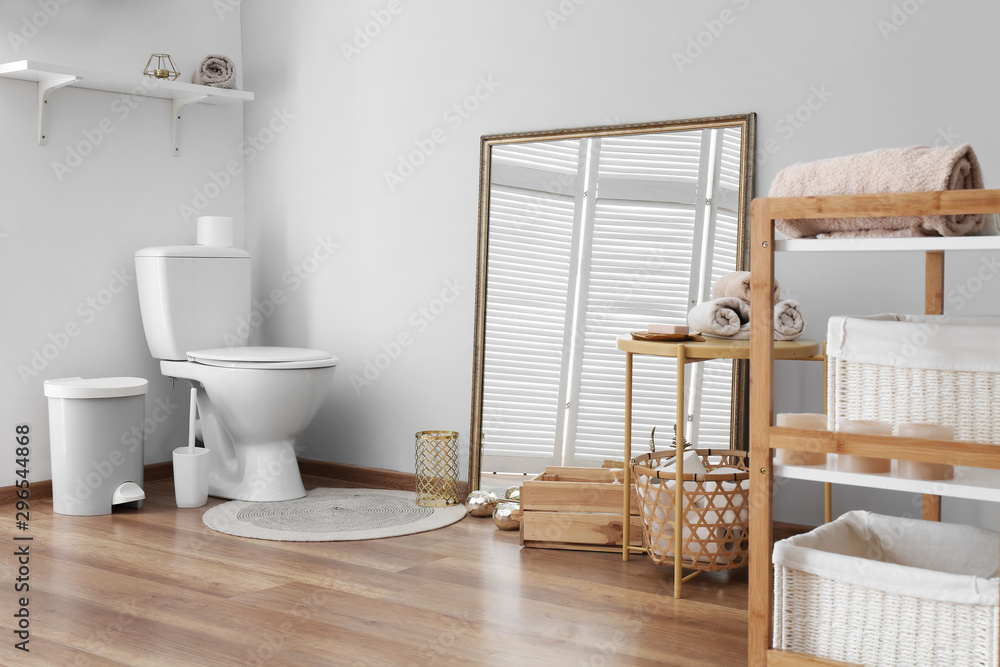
[143,53,180,81]
[414,431,460,507]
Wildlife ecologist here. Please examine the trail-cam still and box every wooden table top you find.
[616,336,822,360]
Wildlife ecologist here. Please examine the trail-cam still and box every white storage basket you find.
[826,314,1000,440]
[773,511,999,666]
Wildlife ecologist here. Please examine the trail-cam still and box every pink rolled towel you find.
[769,144,985,238]
[192,54,237,89]
[773,299,805,341]
[712,271,780,305]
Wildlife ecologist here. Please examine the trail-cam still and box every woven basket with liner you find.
[773,511,999,666]
[827,314,1000,439]
[631,448,750,572]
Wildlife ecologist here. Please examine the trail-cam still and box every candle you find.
[897,423,955,481]
[837,419,892,473]
[775,413,828,466]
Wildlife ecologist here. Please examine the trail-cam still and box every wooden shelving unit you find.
[0,60,253,154]
[748,189,1000,666]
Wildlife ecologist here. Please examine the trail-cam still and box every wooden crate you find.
[519,466,641,552]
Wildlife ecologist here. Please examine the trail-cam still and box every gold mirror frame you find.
[469,113,756,491]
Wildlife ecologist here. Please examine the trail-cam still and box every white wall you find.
[0,1,245,484]
[241,0,1000,528]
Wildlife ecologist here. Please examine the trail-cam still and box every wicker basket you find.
[827,314,1000,439]
[773,511,999,666]
[631,448,749,572]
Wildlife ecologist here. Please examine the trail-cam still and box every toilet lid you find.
[43,377,148,399]
[188,347,339,370]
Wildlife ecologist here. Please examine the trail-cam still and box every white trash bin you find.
[44,377,148,516]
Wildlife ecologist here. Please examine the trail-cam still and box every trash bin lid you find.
[43,377,148,399]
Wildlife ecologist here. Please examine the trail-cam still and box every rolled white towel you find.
[774,299,806,341]
[687,297,751,339]
[192,54,237,89]
[688,298,806,341]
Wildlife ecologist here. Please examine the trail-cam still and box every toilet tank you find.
[135,246,251,360]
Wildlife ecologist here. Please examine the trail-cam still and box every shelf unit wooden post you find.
[616,336,822,598]
[922,249,945,521]
[748,189,1000,667]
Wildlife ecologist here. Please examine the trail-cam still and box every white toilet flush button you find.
[197,216,234,247]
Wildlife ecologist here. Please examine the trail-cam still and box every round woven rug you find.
[202,488,466,541]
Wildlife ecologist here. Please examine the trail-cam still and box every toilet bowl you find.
[162,347,337,501]
[135,244,338,502]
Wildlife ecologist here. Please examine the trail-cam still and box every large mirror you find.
[470,115,756,491]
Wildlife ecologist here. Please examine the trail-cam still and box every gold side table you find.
[616,336,823,598]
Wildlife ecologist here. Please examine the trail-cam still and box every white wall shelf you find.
[0,60,253,155]
[775,456,1000,503]
[776,235,1000,252]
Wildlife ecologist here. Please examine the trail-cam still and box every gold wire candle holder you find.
[143,53,180,80]
[414,430,460,507]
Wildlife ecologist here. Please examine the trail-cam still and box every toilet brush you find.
[188,387,198,450]
[172,387,210,508]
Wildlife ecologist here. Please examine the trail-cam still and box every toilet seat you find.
[188,346,339,370]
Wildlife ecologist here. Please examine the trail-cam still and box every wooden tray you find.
[630,331,706,342]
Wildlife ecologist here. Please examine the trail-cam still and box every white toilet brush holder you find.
[173,447,210,508]
[173,387,210,508]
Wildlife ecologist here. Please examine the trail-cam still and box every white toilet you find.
[134,244,338,502]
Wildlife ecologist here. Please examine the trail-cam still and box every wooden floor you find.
[0,475,780,666]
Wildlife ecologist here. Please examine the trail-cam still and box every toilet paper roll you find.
[197,216,234,247]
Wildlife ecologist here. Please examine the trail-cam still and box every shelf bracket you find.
[37,75,79,144]
[171,95,208,156]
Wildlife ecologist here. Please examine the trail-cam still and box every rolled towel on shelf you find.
[688,297,751,339]
[192,54,237,89]
[773,299,806,341]
[712,271,781,305]
[769,144,985,238]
